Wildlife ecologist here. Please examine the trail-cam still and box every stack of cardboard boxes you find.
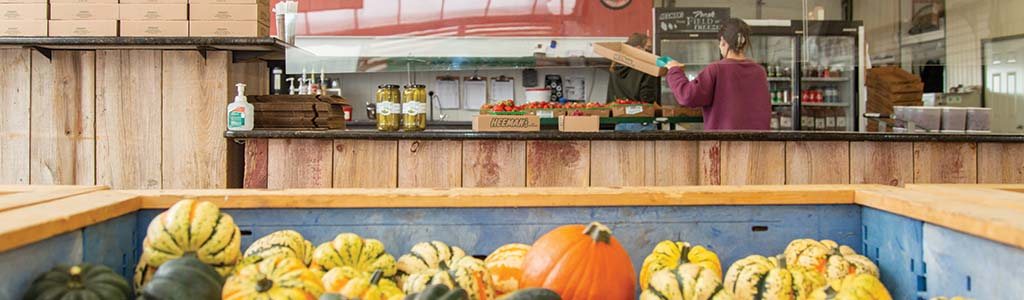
[0,0,48,36]
[189,0,268,37]
[0,0,267,36]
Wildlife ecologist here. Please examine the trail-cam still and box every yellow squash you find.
[483,243,530,294]
[223,256,324,300]
[312,233,398,277]
[640,240,722,289]
[724,255,825,300]
[640,264,734,300]
[810,273,892,300]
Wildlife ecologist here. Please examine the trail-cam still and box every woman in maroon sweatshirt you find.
[664,18,771,130]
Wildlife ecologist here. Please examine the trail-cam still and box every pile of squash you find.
[21,199,974,300]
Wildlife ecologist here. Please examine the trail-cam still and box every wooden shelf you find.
[0,37,291,61]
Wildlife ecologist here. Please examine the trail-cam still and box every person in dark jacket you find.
[606,33,660,104]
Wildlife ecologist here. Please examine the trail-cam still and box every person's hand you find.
[665,60,685,69]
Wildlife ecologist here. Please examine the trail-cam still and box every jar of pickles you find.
[375,84,401,131]
[402,84,427,131]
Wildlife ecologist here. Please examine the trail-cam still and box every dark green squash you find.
[403,284,469,300]
[497,288,561,300]
[23,263,131,300]
[138,254,223,300]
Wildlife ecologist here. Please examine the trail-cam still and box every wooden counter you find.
[229,130,1024,188]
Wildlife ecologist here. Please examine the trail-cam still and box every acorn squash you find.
[138,199,242,287]
[640,264,733,300]
[484,243,530,294]
[809,273,892,300]
[23,263,131,300]
[639,240,722,290]
[323,269,405,300]
[138,254,223,300]
[724,255,825,300]
[402,257,494,300]
[245,230,315,266]
[785,239,879,282]
[313,233,398,278]
[222,256,325,300]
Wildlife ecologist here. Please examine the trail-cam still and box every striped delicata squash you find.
[312,233,398,279]
[134,199,242,289]
[223,256,325,300]
[640,240,723,290]
[244,230,315,266]
[640,263,733,300]
[785,239,880,282]
[398,241,495,300]
[809,273,892,300]
[724,255,826,300]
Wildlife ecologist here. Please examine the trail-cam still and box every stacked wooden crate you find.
[251,94,348,130]
[866,66,924,132]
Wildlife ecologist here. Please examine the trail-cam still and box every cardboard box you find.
[574,109,611,117]
[189,0,268,4]
[0,20,46,35]
[189,3,269,23]
[50,0,119,3]
[120,0,187,3]
[611,104,657,117]
[119,4,187,20]
[0,0,46,3]
[593,42,667,77]
[472,115,540,132]
[189,20,267,37]
[558,116,600,132]
[1,4,47,20]
[659,106,702,117]
[120,20,186,36]
[50,4,119,20]
[49,20,117,36]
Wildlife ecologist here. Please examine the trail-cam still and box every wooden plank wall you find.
[251,139,1023,188]
[0,49,261,188]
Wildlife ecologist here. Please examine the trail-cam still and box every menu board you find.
[655,7,730,34]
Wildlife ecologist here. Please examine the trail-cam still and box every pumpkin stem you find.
[774,255,788,269]
[677,244,692,265]
[583,222,613,244]
[255,278,274,293]
[68,266,83,287]
[369,269,383,285]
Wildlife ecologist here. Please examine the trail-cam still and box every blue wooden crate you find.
[2,203,1021,299]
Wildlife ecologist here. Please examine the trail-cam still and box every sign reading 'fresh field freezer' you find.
[656,7,731,33]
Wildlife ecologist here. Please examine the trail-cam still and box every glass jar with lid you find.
[375,84,401,131]
[402,84,427,131]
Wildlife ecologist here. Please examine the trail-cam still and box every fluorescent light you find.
[994,61,1002,65]
[1010,59,1018,63]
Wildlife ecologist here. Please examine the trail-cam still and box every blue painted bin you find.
[0,186,1021,299]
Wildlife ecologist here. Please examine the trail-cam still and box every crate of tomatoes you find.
[480,100,525,115]
[520,101,567,118]
[610,99,658,117]
[562,102,612,117]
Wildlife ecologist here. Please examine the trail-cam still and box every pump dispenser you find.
[227,83,255,131]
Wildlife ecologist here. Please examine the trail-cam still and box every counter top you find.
[226,129,1024,143]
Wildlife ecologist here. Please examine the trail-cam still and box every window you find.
[1009,73,1018,94]
[993,74,1002,93]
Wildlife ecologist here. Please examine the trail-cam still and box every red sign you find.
[270,0,652,37]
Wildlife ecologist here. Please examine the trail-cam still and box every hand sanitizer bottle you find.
[227,83,254,131]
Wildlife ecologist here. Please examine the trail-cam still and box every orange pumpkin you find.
[519,222,636,300]
[484,243,530,294]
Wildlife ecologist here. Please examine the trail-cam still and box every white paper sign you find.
[625,105,643,115]
[463,80,488,110]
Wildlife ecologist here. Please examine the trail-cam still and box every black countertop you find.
[225,129,1024,143]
